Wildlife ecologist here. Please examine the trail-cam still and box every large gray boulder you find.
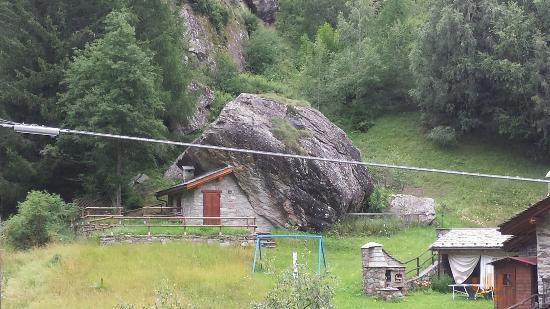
[388,194,436,225]
[167,93,373,229]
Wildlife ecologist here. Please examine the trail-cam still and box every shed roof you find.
[361,242,405,268]
[430,228,512,250]
[490,256,537,266]
[156,166,234,197]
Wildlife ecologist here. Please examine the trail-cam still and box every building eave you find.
[156,166,234,197]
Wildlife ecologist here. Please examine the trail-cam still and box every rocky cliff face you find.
[244,0,278,24]
[167,94,373,230]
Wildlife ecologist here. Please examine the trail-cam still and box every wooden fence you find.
[404,248,438,277]
[346,212,424,225]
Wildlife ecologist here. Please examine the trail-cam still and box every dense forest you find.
[1,0,550,216]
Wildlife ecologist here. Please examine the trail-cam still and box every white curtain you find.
[448,255,480,284]
[479,255,497,289]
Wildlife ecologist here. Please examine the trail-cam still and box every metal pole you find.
[252,237,260,272]
[317,238,322,274]
[292,252,298,279]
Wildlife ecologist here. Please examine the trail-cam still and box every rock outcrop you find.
[388,194,436,225]
[244,0,278,24]
[176,82,214,134]
[167,93,373,229]
[180,1,249,70]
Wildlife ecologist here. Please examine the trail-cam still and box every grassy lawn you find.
[3,227,491,308]
[351,112,549,227]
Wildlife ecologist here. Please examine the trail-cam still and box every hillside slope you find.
[350,112,549,227]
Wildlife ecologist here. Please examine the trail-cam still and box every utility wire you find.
[1,122,550,184]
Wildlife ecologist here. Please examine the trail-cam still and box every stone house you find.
[498,196,550,301]
[430,228,511,289]
[155,166,272,230]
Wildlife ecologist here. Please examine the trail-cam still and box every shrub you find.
[189,0,229,32]
[430,273,453,293]
[246,28,286,74]
[243,12,259,35]
[252,268,335,309]
[209,90,235,121]
[427,126,457,147]
[368,187,392,213]
[2,191,79,249]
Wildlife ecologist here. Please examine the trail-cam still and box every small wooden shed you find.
[490,256,537,309]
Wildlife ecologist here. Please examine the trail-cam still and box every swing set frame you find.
[251,234,327,274]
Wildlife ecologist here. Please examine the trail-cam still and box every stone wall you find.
[99,233,256,246]
[537,214,550,295]
[175,174,272,230]
[362,267,387,295]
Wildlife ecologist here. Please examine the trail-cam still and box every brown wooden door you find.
[202,190,221,225]
[496,270,516,309]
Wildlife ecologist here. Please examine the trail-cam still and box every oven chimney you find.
[181,166,195,182]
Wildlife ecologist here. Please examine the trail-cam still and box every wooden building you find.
[155,165,272,230]
[498,196,550,301]
[490,257,537,309]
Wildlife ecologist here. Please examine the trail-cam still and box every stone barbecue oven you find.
[361,242,406,300]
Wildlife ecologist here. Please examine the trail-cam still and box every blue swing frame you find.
[251,234,327,274]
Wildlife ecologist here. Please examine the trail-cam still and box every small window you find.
[395,273,403,283]
[503,273,511,286]
[385,270,392,283]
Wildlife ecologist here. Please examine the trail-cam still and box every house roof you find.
[430,228,512,250]
[490,256,537,266]
[156,166,234,197]
[499,196,550,235]
[498,196,550,251]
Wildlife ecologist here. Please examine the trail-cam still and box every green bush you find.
[368,187,392,213]
[189,0,229,32]
[2,191,79,249]
[430,273,453,293]
[427,126,457,148]
[209,52,294,97]
[209,91,235,121]
[329,217,402,237]
[243,12,259,35]
[252,268,335,309]
[246,28,286,74]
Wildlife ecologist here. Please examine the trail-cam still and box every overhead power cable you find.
[1,122,549,183]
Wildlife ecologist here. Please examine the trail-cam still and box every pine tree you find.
[60,10,166,207]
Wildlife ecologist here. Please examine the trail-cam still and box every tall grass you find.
[3,241,267,308]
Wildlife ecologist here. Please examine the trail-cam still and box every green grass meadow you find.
[351,112,549,226]
[3,227,491,308]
